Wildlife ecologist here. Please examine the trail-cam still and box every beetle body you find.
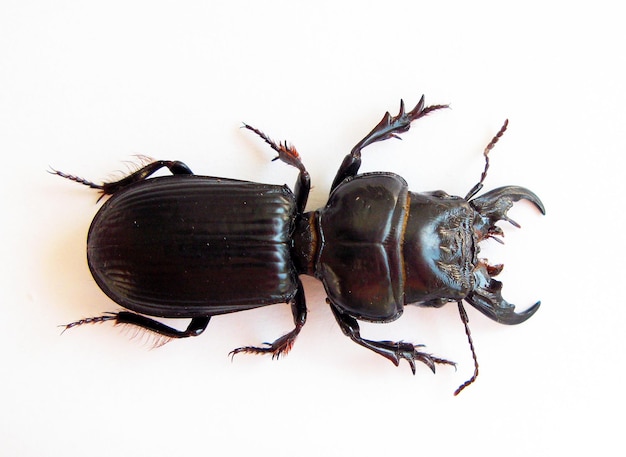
[56,96,545,392]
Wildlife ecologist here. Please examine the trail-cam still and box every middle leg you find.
[229,278,307,359]
[243,123,311,213]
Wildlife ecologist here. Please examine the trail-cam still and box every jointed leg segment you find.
[329,303,455,373]
[243,123,311,213]
[51,160,193,197]
[229,278,307,359]
[331,95,449,190]
[61,312,211,346]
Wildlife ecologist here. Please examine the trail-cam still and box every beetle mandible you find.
[53,96,545,394]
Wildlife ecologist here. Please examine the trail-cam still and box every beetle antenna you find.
[454,301,479,396]
[465,119,508,200]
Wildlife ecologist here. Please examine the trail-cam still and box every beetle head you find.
[465,185,545,324]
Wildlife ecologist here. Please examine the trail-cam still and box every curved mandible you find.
[465,276,541,325]
[471,185,545,231]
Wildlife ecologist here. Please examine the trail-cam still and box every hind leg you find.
[51,160,193,197]
[61,312,211,346]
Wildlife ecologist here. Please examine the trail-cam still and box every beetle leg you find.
[331,95,449,190]
[243,123,311,212]
[329,304,455,373]
[61,312,210,347]
[229,278,307,359]
[51,160,193,198]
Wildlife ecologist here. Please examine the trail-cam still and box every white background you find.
[1,1,623,455]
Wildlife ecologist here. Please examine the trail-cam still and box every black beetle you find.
[53,96,545,394]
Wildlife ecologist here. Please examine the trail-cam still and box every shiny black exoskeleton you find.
[54,96,545,394]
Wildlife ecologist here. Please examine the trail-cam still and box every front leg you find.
[331,95,448,190]
[329,303,455,373]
